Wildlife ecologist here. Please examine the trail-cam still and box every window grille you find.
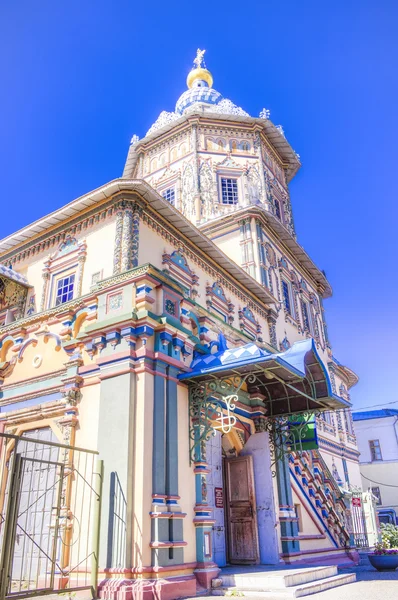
[55,274,75,306]
[162,187,175,205]
[221,178,238,205]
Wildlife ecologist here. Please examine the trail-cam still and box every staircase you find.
[211,565,356,598]
[289,450,351,551]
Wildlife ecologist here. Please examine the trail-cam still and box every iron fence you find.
[0,431,102,600]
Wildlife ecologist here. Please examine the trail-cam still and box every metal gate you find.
[0,431,103,600]
[351,495,368,548]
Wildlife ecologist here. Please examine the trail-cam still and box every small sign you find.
[352,497,361,507]
[215,487,224,508]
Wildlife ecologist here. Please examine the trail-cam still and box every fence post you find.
[91,459,104,599]
[0,453,22,600]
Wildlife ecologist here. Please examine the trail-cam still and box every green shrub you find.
[380,523,398,548]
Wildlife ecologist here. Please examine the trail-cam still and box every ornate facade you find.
[0,50,374,600]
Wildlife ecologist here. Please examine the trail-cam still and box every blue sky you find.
[1,1,397,410]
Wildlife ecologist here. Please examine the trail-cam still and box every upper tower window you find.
[162,187,175,205]
[274,198,281,220]
[221,178,238,205]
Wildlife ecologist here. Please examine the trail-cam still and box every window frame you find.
[51,268,77,308]
[369,439,383,461]
[282,278,294,317]
[274,197,282,220]
[301,300,313,334]
[162,186,176,206]
[220,177,239,205]
[371,486,382,505]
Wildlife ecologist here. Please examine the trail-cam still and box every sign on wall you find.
[215,487,224,508]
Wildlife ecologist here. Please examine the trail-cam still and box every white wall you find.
[354,416,398,463]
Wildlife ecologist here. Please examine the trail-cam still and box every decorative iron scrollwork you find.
[255,411,321,476]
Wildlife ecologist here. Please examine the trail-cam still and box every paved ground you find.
[194,555,398,600]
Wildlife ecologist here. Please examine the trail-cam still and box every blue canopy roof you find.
[179,334,350,416]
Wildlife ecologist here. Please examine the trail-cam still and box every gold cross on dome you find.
[193,48,206,69]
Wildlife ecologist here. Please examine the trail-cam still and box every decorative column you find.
[275,453,300,556]
[121,204,134,272]
[191,124,201,223]
[131,204,140,269]
[267,311,278,349]
[254,129,267,207]
[190,385,220,588]
[40,262,51,312]
[112,209,124,274]
[76,243,87,297]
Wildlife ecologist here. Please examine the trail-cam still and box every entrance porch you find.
[179,334,354,590]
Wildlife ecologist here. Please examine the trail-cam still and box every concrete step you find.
[212,573,356,598]
[218,566,338,590]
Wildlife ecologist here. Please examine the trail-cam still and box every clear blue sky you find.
[1,1,397,410]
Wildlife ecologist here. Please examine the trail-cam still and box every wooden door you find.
[225,455,259,564]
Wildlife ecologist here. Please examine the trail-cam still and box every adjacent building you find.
[353,409,398,524]
[0,51,374,600]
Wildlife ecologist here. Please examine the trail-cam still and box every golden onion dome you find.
[187,67,213,89]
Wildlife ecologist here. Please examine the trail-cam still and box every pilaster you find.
[276,453,300,556]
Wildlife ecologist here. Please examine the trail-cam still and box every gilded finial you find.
[187,48,213,89]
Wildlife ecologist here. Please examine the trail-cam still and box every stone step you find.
[212,573,356,598]
[218,566,338,590]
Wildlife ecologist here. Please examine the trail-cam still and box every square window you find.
[55,274,75,306]
[369,440,382,461]
[282,280,292,315]
[162,187,175,205]
[221,178,238,205]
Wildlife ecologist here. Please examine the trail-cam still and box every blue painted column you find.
[151,362,186,566]
[276,452,300,555]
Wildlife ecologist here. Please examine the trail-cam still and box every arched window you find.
[151,157,158,171]
[217,139,225,151]
[240,141,250,152]
[230,140,238,152]
[159,153,166,166]
[206,138,215,150]
[171,147,178,161]
[180,143,187,156]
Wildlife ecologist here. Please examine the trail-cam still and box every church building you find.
[0,51,373,600]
